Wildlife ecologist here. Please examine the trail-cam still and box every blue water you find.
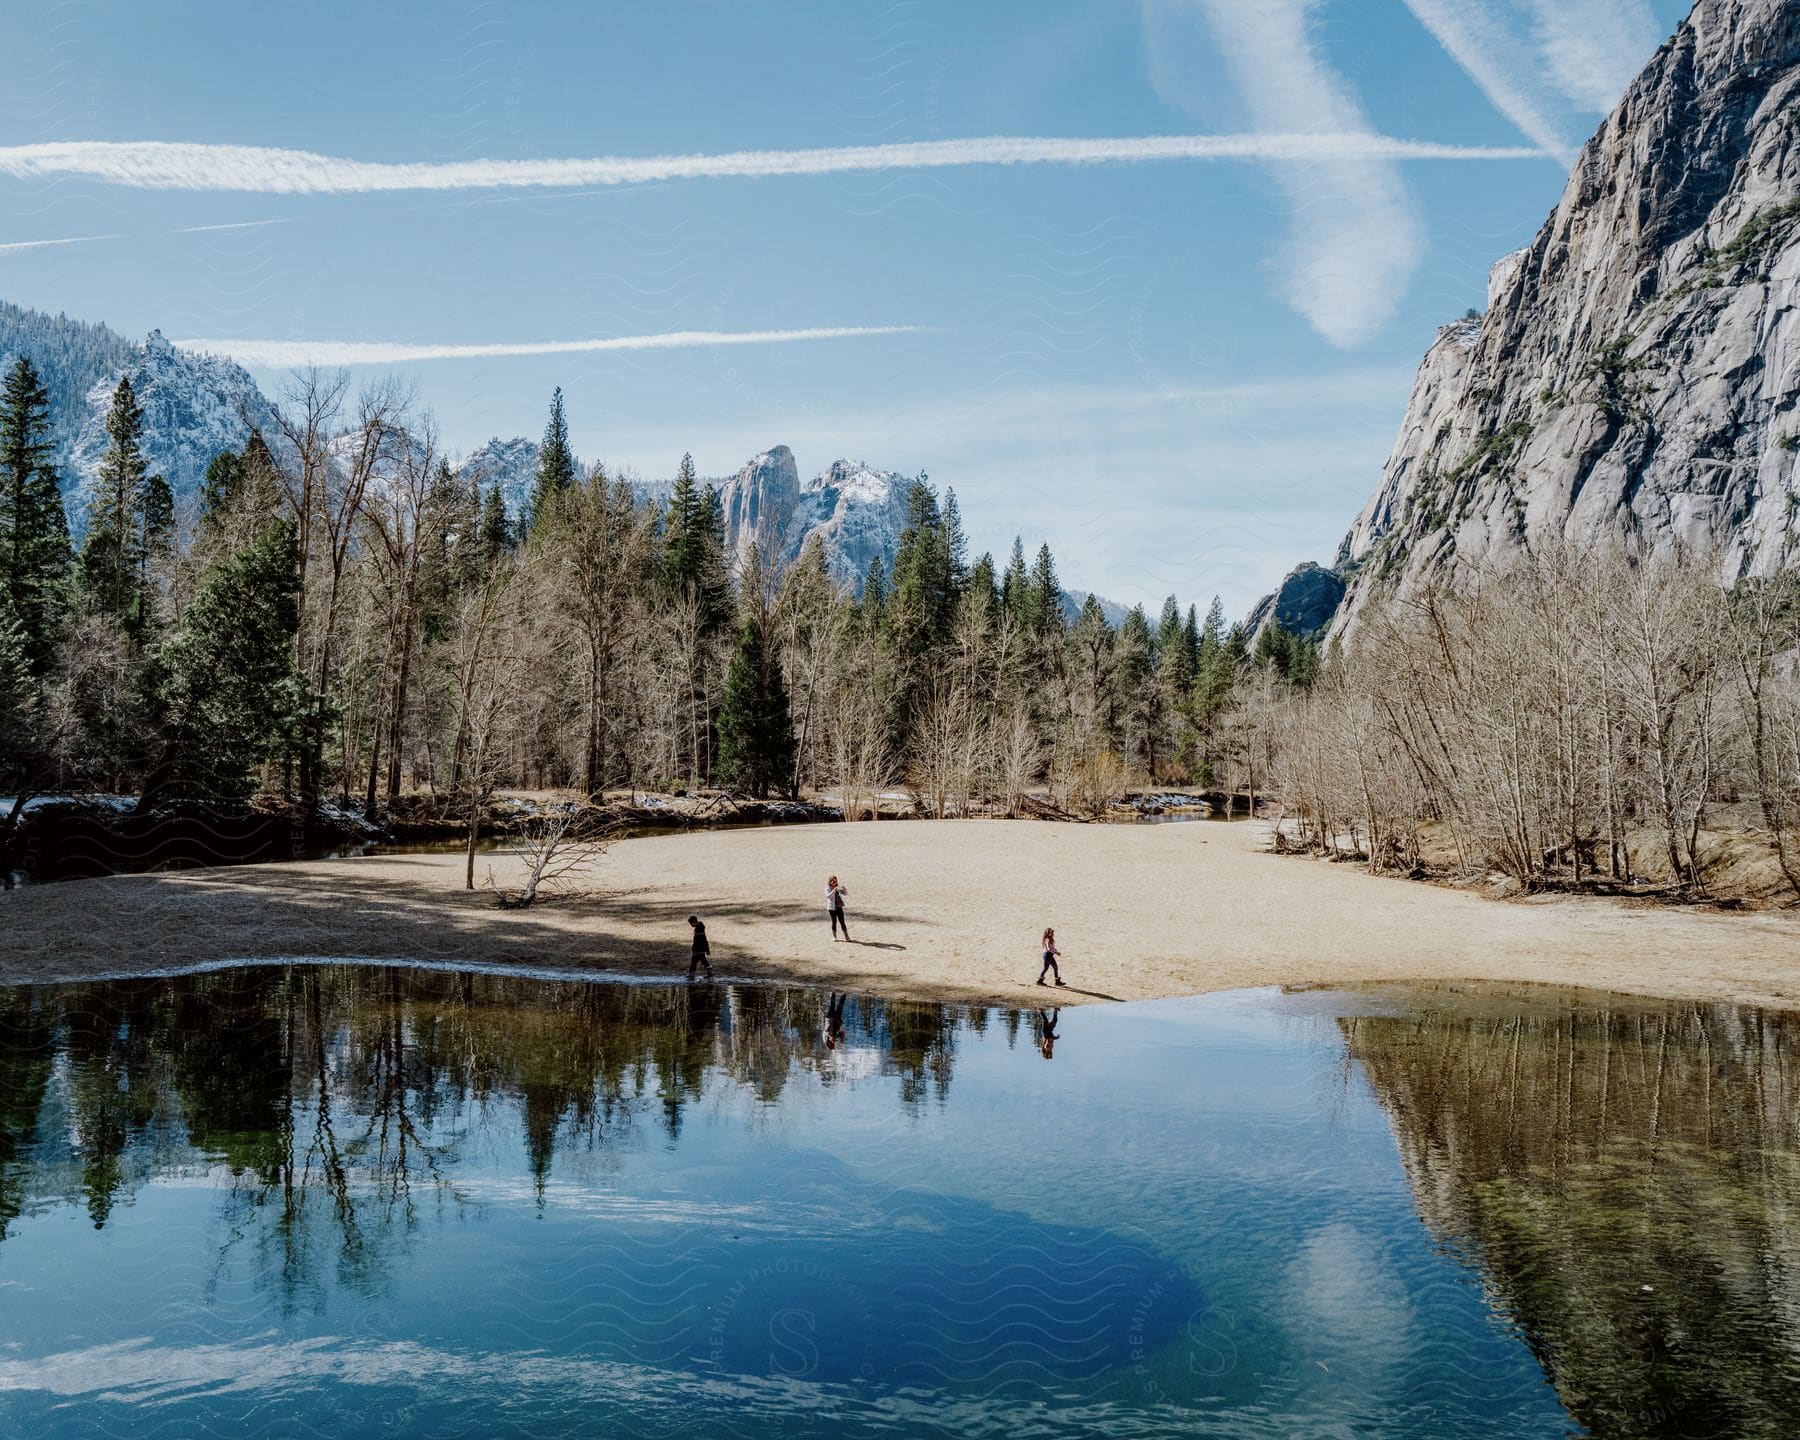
[0,968,1793,1437]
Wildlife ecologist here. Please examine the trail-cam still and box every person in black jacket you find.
[687,915,714,980]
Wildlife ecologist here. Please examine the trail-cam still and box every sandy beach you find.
[6,819,1800,1009]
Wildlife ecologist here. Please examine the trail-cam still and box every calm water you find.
[0,968,1796,1438]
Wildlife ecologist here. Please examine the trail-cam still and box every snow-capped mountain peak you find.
[0,301,274,529]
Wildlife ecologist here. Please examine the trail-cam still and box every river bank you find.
[7,820,1800,1010]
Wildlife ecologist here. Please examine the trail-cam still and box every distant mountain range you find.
[0,300,1124,621]
[457,434,1124,621]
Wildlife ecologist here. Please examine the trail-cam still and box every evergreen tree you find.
[198,449,243,525]
[199,433,280,546]
[715,617,797,798]
[942,486,969,590]
[530,386,576,523]
[1192,601,1241,776]
[0,591,37,803]
[1070,594,1118,736]
[967,551,999,616]
[479,482,512,573]
[859,553,887,612]
[142,520,304,804]
[663,452,702,582]
[889,477,956,651]
[81,377,153,625]
[1027,543,1064,640]
[137,473,173,596]
[1155,596,1196,779]
[418,458,477,643]
[662,455,729,631]
[1254,621,1318,685]
[1001,537,1030,631]
[0,356,70,674]
[1117,604,1157,771]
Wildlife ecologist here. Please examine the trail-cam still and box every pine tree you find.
[479,482,512,573]
[0,356,70,674]
[199,433,281,551]
[1001,537,1030,631]
[418,458,477,644]
[82,377,153,624]
[1117,604,1157,772]
[1070,594,1117,737]
[198,449,243,525]
[967,552,999,615]
[1027,543,1064,639]
[530,386,576,523]
[942,486,969,591]
[0,590,36,802]
[1192,600,1240,779]
[859,552,887,611]
[138,473,173,597]
[1154,596,1196,779]
[662,456,729,632]
[889,477,954,651]
[663,452,702,586]
[143,519,304,804]
[715,616,797,798]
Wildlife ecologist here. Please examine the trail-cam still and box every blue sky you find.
[0,0,1691,616]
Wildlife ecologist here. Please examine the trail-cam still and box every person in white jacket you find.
[826,876,850,941]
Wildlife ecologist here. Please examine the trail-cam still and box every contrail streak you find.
[0,233,118,253]
[0,134,1547,194]
[172,325,924,367]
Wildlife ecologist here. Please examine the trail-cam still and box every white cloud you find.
[0,133,1543,195]
[1402,0,1664,161]
[1146,0,1426,348]
[1523,0,1661,114]
[172,325,922,369]
[1400,0,1575,161]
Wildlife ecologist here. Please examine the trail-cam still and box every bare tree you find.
[442,568,523,890]
[499,796,612,907]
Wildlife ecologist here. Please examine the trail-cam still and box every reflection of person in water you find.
[687,915,714,980]
[686,973,723,1037]
[1038,1007,1060,1060]
[824,991,848,1050]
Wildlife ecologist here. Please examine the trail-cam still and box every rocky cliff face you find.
[716,444,802,572]
[786,457,914,589]
[1246,561,1346,639]
[1330,0,1800,635]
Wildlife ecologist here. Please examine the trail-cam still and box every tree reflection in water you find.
[1343,993,1800,1440]
[0,966,973,1305]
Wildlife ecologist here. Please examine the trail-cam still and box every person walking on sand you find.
[826,876,850,941]
[687,915,714,981]
[1037,927,1066,988]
